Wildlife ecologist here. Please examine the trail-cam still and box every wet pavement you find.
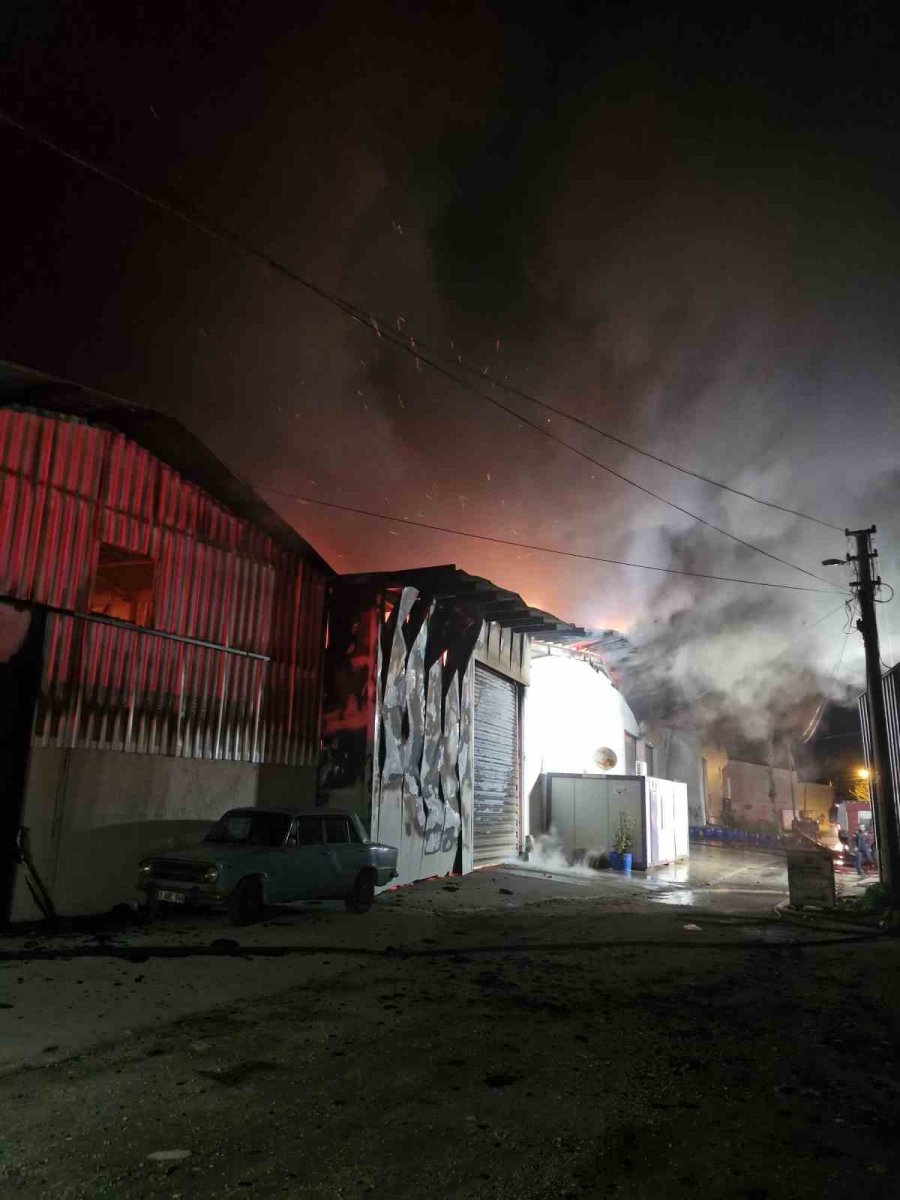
[510,841,789,909]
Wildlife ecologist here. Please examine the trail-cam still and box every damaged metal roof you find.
[0,358,333,574]
[338,564,586,639]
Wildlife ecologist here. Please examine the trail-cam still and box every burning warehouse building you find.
[0,369,330,922]
[1,366,582,920]
[318,567,583,887]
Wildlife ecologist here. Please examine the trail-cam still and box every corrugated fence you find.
[860,663,900,817]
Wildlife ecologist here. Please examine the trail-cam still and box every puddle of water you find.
[654,890,700,907]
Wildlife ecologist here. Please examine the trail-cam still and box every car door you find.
[233,811,294,901]
[277,815,330,901]
[321,816,369,896]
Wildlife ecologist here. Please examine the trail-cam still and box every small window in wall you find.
[624,732,637,774]
[89,544,154,626]
[645,744,655,777]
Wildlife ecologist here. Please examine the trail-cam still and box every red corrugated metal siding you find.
[2,408,327,764]
[0,409,103,607]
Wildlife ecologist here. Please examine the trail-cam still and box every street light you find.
[858,768,871,780]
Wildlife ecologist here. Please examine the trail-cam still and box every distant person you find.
[854,827,874,876]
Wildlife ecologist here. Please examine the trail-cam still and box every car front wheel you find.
[345,870,376,914]
[229,876,264,926]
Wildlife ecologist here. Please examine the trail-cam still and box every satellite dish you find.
[593,746,617,770]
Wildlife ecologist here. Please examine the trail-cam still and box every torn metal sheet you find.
[421,656,445,857]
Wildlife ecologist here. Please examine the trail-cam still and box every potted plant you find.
[612,813,634,871]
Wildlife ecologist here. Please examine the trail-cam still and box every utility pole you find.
[825,528,900,906]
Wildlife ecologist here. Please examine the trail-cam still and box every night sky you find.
[2,3,899,739]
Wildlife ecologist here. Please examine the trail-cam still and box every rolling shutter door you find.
[473,663,520,865]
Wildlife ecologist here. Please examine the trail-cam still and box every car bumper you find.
[138,881,229,906]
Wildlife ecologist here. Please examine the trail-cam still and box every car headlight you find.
[202,866,220,883]
[138,859,154,876]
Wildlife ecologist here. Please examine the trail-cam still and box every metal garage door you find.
[473,663,520,865]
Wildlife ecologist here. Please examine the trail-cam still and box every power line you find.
[369,325,841,588]
[0,350,846,598]
[256,485,846,594]
[0,107,844,592]
[807,730,864,742]
[798,613,854,743]
[656,599,852,720]
[396,337,844,532]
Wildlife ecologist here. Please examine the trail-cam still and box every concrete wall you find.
[698,744,729,823]
[645,727,707,825]
[12,746,316,921]
[720,759,833,828]
[794,780,836,821]
[524,652,640,838]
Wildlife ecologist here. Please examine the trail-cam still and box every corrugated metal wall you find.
[860,664,900,814]
[0,407,327,764]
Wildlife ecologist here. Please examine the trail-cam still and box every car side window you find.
[295,817,323,845]
[346,819,363,844]
[324,817,349,844]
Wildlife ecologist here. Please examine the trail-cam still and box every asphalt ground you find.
[2,847,897,1199]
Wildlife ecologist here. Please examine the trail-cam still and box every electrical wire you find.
[798,616,854,743]
[657,599,852,720]
[0,106,845,592]
[806,731,863,742]
[351,319,843,589]
[256,485,847,594]
[395,336,845,532]
[0,350,847,597]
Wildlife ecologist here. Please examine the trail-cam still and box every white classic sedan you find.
[138,807,399,924]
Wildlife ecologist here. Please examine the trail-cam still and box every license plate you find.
[157,889,186,904]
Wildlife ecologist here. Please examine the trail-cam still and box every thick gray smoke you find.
[4,5,898,735]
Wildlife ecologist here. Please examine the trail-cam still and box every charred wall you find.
[320,580,485,882]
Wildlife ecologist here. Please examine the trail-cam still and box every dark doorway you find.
[0,602,46,924]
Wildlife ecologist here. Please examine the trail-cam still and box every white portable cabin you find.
[545,772,689,869]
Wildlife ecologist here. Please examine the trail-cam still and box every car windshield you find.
[204,811,292,847]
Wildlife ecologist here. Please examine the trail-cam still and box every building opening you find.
[89,544,155,626]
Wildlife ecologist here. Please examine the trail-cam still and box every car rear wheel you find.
[345,870,376,914]
[229,876,264,926]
